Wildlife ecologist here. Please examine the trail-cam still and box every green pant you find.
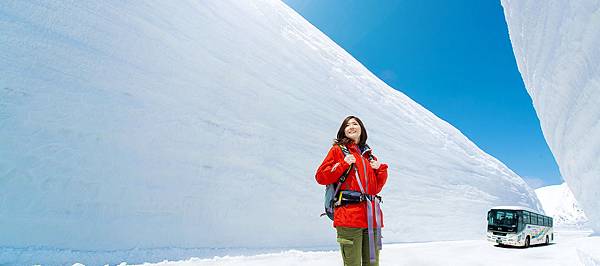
[336,227,380,266]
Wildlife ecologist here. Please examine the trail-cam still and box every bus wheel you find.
[523,236,530,248]
[545,236,549,245]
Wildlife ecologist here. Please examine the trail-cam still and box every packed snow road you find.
[131,231,599,266]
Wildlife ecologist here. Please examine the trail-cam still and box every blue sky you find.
[284,0,562,188]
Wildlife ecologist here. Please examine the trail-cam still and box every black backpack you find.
[321,144,353,220]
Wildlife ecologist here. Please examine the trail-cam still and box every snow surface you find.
[501,0,600,233]
[127,231,600,266]
[2,0,541,264]
[535,183,589,230]
[4,232,599,265]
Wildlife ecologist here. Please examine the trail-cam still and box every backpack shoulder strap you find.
[337,144,353,183]
[338,144,351,156]
[361,144,375,161]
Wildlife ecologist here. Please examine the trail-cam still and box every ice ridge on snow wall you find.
[535,183,589,230]
[1,0,541,264]
[501,0,600,233]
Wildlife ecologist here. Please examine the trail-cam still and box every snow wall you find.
[501,0,600,233]
[535,184,589,230]
[1,0,541,264]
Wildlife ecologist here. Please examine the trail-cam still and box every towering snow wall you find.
[535,184,589,230]
[501,0,600,233]
[1,0,541,264]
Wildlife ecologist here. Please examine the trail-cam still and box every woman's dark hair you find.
[333,115,368,147]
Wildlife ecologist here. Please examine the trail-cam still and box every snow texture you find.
[132,232,600,266]
[501,0,600,233]
[1,0,540,264]
[535,183,590,230]
[5,232,600,266]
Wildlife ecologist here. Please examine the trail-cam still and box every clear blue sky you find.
[284,0,562,188]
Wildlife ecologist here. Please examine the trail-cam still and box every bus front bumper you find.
[487,233,522,246]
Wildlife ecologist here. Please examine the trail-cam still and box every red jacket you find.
[316,143,388,228]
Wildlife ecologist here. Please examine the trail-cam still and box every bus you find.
[487,206,553,248]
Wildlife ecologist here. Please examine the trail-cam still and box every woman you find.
[316,116,388,266]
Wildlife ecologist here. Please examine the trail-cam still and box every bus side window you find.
[517,212,524,231]
[523,212,530,224]
[542,216,547,226]
[542,216,546,226]
[541,216,546,226]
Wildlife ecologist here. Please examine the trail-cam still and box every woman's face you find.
[344,118,361,143]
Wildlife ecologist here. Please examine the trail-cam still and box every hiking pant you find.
[336,226,380,266]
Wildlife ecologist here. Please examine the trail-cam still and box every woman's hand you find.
[370,160,381,169]
[344,154,356,164]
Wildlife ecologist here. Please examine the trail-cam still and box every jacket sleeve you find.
[315,145,351,185]
[371,154,388,194]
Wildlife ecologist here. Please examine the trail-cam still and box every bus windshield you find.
[488,210,517,227]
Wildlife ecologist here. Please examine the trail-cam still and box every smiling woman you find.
[315,116,388,266]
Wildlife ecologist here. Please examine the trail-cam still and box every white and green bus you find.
[487,206,553,248]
